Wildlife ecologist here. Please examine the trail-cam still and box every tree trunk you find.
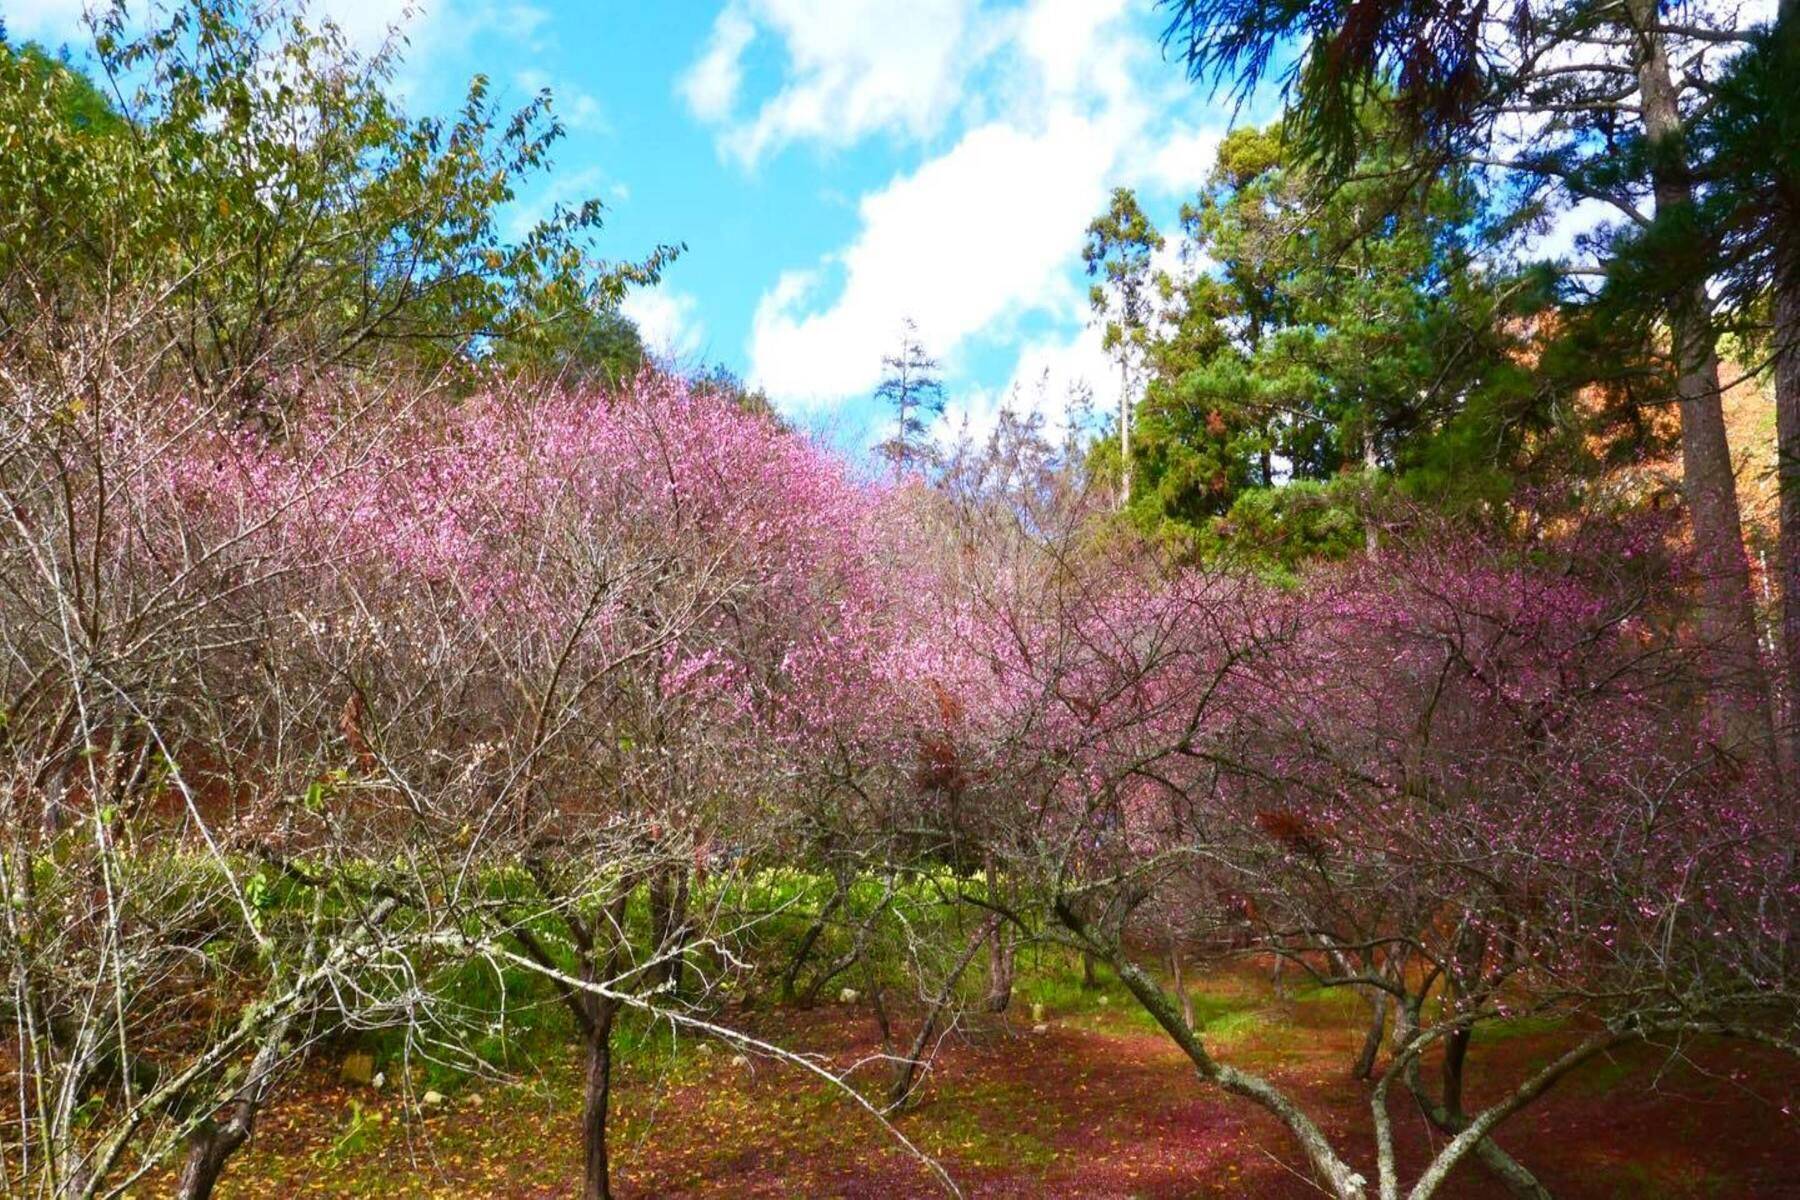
[1351,988,1388,1081]
[581,998,621,1200]
[1772,0,1800,782]
[865,956,895,1054]
[1170,946,1195,1030]
[1631,0,1777,766]
[175,1119,241,1200]
[573,890,633,1200]
[982,856,1014,1013]
[648,866,689,995]
[984,926,1015,1013]
[174,1028,286,1200]
[888,916,996,1110]
[1441,1026,1472,1115]
[1081,950,1101,990]
[781,882,846,1005]
[1362,420,1380,557]
[799,884,897,1009]
[1119,360,1133,508]
[1083,939,1368,1197]
[1777,263,1800,781]
[1402,1027,1553,1200]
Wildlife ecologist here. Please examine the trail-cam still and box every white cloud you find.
[748,109,1122,406]
[387,1,552,103]
[1530,196,1617,267]
[560,90,606,132]
[516,68,606,133]
[1138,123,1224,196]
[622,286,705,362]
[1009,0,1133,107]
[4,0,88,42]
[681,0,993,166]
[944,323,1117,447]
[742,0,1223,418]
[313,0,420,56]
[680,7,756,122]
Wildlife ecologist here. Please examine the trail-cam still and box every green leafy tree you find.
[1113,119,1531,561]
[0,39,122,132]
[0,0,674,415]
[491,304,647,387]
[1155,0,1780,768]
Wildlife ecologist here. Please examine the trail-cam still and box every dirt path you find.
[196,970,1800,1198]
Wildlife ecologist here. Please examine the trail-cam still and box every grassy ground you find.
[147,959,1800,1198]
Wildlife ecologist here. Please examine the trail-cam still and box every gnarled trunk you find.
[1119,361,1133,508]
[176,1118,245,1200]
[1401,1025,1553,1200]
[984,926,1015,1013]
[1055,901,1369,1200]
[1170,945,1195,1030]
[1776,265,1800,780]
[174,1028,287,1200]
[781,880,847,1004]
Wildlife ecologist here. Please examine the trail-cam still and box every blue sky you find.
[11,0,1276,449]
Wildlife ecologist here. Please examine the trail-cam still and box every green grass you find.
[1470,1013,1566,1045]
[1012,954,1107,1011]
[1570,1054,1635,1097]
[917,1079,1059,1169]
[1193,1002,1266,1044]
[1604,1159,1736,1198]
[1289,982,1367,1019]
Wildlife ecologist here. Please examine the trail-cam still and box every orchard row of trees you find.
[2,2,1796,1200]
[9,354,1794,1199]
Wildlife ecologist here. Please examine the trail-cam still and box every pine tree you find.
[875,318,947,474]
[1083,188,1165,507]
[1157,0,1781,770]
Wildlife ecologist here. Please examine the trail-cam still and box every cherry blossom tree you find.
[916,482,1797,1199]
[1,304,965,1197]
[194,372,947,1199]
[0,308,456,1199]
